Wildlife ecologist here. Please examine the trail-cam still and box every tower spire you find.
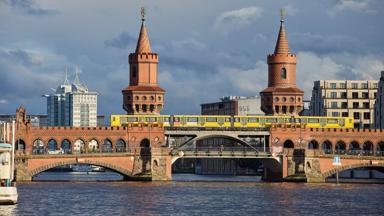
[135,7,152,53]
[74,66,81,85]
[274,8,290,54]
[64,65,69,85]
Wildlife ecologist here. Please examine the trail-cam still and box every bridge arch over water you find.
[322,162,384,180]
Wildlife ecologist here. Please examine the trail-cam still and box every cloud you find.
[104,32,136,49]
[1,0,59,16]
[0,99,8,104]
[214,6,263,31]
[297,51,384,99]
[329,0,376,16]
[290,32,365,54]
[0,49,44,65]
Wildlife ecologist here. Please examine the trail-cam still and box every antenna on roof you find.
[64,65,69,85]
[73,66,81,85]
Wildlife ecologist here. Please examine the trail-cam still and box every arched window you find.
[88,139,99,153]
[102,139,113,152]
[132,66,137,78]
[116,139,126,152]
[281,67,287,80]
[33,139,45,154]
[61,139,71,154]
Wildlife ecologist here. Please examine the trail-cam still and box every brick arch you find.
[322,162,384,179]
[349,140,361,150]
[101,138,114,152]
[307,140,319,149]
[29,159,133,178]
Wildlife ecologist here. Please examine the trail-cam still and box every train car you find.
[110,115,170,127]
[171,115,231,127]
[110,114,354,129]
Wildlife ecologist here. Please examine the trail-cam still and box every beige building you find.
[201,96,264,116]
[310,80,378,128]
[375,71,384,129]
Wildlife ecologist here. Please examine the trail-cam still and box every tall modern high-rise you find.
[44,68,98,127]
[375,71,384,129]
[260,10,304,115]
[310,80,378,128]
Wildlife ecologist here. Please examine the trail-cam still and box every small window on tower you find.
[281,68,287,80]
[132,66,137,78]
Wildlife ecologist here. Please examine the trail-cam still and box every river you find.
[1,172,383,215]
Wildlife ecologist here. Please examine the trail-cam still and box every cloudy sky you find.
[0,0,383,116]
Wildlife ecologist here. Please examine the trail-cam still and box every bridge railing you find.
[173,146,272,157]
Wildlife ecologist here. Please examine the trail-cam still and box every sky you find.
[0,0,383,116]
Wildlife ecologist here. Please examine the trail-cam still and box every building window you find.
[281,68,287,80]
[352,83,358,89]
[363,102,369,109]
[373,83,378,88]
[340,83,346,89]
[330,92,337,98]
[342,112,349,117]
[353,102,359,109]
[341,92,347,99]
[362,83,368,89]
[353,112,360,119]
[352,92,358,99]
[332,112,339,117]
[330,83,336,88]
[341,102,348,109]
[362,92,369,99]
[331,102,338,108]
[363,112,370,119]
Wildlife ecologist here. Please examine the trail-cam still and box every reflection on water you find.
[4,173,384,215]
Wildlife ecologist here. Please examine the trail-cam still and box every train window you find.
[248,118,259,123]
[174,117,180,122]
[308,118,319,123]
[188,117,198,122]
[112,117,116,121]
[234,118,240,122]
[295,118,301,123]
[285,118,292,123]
[206,117,217,122]
[120,117,127,124]
[327,119,338,124]
[127,117,138,122]
[225,118,231,122]
[146,117,157,122]
[164,117,170,122]
[266,118,277,123]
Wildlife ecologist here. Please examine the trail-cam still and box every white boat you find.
[0,142,18,205]
[72,164,92,172]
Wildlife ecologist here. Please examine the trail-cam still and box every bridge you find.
[6,107,384,183]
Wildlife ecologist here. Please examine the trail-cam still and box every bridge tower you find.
[260,9,304,115]
[122,8,165,115]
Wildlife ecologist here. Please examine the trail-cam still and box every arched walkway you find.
[349,141,361,155]
[102,139,113,153]
[32,139,45,154]
[47,139,58,151]
[308,140,319,150]
[116,139,126,152]
[74,139,85,154]
[377,141,384,156]
[15,139,26,152]
[61,139,71,154]
[283,140,294,148]
[362,141,374,156]
[322,140,332,154]
[177,134,255,150]
[88,139,99,153]
[335,140,346,154]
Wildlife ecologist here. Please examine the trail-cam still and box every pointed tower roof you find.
[274,9,290,54]
[135,7,152,53]
[63,65,69,85]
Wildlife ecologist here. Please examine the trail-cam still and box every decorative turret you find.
[122,8,165,115]
[260,9,304,116]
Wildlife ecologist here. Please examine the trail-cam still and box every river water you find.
[1,172,384,215]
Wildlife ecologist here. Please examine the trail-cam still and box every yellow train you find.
[110,115,354,129]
